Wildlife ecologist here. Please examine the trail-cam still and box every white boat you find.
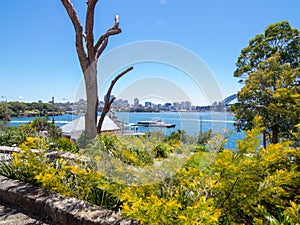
[136,119,175,128]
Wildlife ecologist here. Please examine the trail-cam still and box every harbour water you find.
[115,112,244,149]
[9,112,244,149]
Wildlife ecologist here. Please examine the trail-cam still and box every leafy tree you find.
[0,103,7,120]
[8,101,28,116]
[234,21,300,83]
[232,21,300,147]
[211,118,300,224]
[232,53,300,147]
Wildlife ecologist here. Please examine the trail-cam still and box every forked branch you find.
[97,66,134,133]
[94,17,122,59]
[61,0,121,67]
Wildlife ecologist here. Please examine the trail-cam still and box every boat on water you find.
[136,119,175,128]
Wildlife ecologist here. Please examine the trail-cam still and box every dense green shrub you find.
[50,137,79,153]
[0,125,35,146]
[152,143,173,158]
[77,131,93,149]
[83,134,154,166]
[168,129,189,144]
[0,118,73,153]
[30,117,62,139]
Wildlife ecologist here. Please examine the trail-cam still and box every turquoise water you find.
[9,112,244,149]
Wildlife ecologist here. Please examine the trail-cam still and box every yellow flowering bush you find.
[21,136,49,150]
[8,145,120,209]
[117,119,300,224]
[1,122,299,224]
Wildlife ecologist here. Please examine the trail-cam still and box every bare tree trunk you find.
[272,128,279,144]
[263,130,267,148]
[84,61,98,138]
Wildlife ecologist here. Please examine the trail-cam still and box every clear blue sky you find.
[0,0,299,105]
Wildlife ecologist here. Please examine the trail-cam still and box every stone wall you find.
[0,175,138,225]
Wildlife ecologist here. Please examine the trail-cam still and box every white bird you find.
[115,14,119,25]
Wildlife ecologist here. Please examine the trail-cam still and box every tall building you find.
[133,97,140,109]
[173,102,182,110]
[182,101,191,110]
[134,97,139,106]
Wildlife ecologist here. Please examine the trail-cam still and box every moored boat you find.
[136,119,175,128]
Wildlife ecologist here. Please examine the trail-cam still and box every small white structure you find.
[61,116,121,140]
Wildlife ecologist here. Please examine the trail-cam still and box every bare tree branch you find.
[95,28,122,52]
[85,0,98,61]
[97,66,134,133]
[96,38,109,59]
[61,0,88,70]
[94,17,122,59]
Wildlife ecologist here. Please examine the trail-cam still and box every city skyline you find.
[1,1,300,105]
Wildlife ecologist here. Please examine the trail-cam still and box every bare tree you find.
[61,0,131,138]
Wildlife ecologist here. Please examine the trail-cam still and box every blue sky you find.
[0,0,300,105]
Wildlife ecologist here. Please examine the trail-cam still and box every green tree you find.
[0,103,6,120]
[8,101,28,117]
[234,21,300,83]
[0,102,12,121]
[232,53,300,147]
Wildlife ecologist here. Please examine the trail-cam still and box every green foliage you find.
[196,129,213,145]
[1,124,299,224]
[117,122,300,224]
[0,161,28,181]
[0,102,12,121]
[21,137,49,150]
[234,21,300,82]
[0,125,36,146]
[233,21,300,146]
[168,129,190,144]
[88,186,121,211]
[0,117,77,153]
[1,146,120,210]
[211,123,300,224]
[152,143,173,158]
[233,51,300,146]
[76,131,93,149]
[2,101,64,117]
[118,153,221,224]
[83,134,154,166]
[50,137,79,153]
[18,136,79,153]
[29,117,62,139]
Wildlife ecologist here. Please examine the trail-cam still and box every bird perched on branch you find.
[115,14,119,27]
